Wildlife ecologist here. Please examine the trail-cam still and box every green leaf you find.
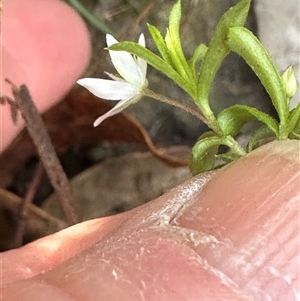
[217,104,279,137]
[289,118,300,139]
[287,102,300,137]
[169,0,181,30]
[247,125,276,152]
[189,43,207,75]
[216,151,242,164]
[109,42,194,96]
[226,27,288,136]
[190,132,247,175]
[196,0,251,114]
[147,24,173,66]
[165,1,195,86]
[189,132,221,175]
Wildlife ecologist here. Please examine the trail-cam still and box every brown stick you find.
[0,187,67,230]
[5,79,79,224]
[14,162,44,247]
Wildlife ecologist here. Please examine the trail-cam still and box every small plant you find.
[78,0,299,175]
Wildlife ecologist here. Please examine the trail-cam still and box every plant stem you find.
[225,136,247,156]
[143,88,210,126]
[66,0,113,34]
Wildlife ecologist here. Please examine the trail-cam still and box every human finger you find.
[2,140,299,300]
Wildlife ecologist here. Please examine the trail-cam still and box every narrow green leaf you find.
[147,24,173,66]
[289,117,300,139]
[216,151,242,164]
[247,125,276,152]
[189,43,207,75]
[289,130,300,139]
[169,0,181,30]
[190,132,247,175]
[109,42,194,96]
[165,29,190,81]
[165,1,195,86]
[190,133,221,175]
[196,0,251,113]
[226,27,288,133]
[287,102,300,135]
[217,104,279,137]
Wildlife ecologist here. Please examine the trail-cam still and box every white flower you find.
[77,34,147,127]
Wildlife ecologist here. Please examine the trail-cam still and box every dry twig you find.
[14,162,44,247]
[4,79,79,224]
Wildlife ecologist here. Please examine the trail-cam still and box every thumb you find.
[1,140,299,301]
[1,0,91,152]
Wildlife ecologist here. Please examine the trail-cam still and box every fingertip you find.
[1,0,91,152]
[176,140,299,299]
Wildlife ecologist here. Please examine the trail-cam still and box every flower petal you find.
[93,94,142,127]
[105,72,125,82]
[138,33,145,47]
[77,78,138,100]
[106,34,145,87]
[137,34,147,82]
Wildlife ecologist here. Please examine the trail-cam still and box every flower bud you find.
[282,66,298,99]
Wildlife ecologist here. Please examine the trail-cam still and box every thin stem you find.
[225,136,247,156]
[66,0,113,34]
[143,88,210,126]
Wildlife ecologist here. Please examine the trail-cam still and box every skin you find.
[1,1,299,300]
[1,140,299,300]
[1,0,91,152]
